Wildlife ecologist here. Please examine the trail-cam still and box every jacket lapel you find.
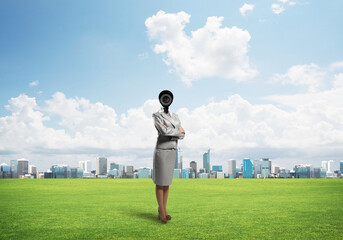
[161,112,176,128]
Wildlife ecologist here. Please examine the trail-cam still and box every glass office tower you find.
[203,149,210,173]
[243,159,253,178]
[261,158,270,178]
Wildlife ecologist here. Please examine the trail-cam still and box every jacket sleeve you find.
[153,114,185,139]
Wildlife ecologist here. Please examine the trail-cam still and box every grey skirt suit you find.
[152,110,185,186]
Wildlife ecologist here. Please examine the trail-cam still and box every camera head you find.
[158,90,173,113]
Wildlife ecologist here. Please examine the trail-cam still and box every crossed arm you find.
[154,115,185,139]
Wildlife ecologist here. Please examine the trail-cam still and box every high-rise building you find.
[243,158,253,178]
[327,160,334,173]
[79,161,85,170]
[253,160,261,178]
[340,161,343,173]
[176,148,183,170]
[271,165,280,174]
[0,163,11,178]
[261,158,270,178]
[173,169,181,178]
[85,160,92,173]
[228,159,236,178]
[50,164,71,178]
[17,158,29,177]
[203,149,210,173]
[182,169,190,178]
[293,164,314,178]
[138,167,150,178]
[321,161,328,170]
[127,165,134,174]
[10,160,18,178]
[96,157,107,176]
[190,161,197,178]
[28,165,37,178]
[110,162,124,177]
[175,148,183,169]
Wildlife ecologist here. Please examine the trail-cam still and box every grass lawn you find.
[0,178,342,239]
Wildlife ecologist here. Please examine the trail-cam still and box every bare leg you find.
[163,185,169,216]
[156,185,166,218]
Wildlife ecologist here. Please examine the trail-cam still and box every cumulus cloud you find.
[240,3,255,16]
[270,63,326,92]
[271,0,296,14]
[29,80,39,87]
[145,10,258,86]
[270,62,343,92]
[1,82,343,171]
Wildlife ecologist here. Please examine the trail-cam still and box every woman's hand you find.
[180,128,185,134]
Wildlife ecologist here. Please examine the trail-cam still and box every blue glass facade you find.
[203,149,210,173]
[243,159,253,178]
[182,169,190,178]
[341,161,343,173]
[261,159,270,178]
[212,165,222,172]
[253,160,261,178]
[293,165,314,178]
[138,168,150,178]
[173,169,181,178]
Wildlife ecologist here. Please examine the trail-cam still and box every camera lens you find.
[162,96,170,104]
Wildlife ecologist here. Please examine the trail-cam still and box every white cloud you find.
[29,80,39,87]
[271,0,297,14]
[270,62,343,92]
[145,10,258,86]
[330,61,343,71]
[270,63,326,92]
[271,4,285,14]
[1,83,343,171]
[240,3,255,16]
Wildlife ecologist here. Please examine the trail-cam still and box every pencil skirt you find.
[152,148,176,186]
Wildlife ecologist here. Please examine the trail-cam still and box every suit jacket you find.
[153,110,185,150]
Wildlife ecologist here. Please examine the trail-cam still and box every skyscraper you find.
[178,148,183,170]
[243,158,253,178]
[253,160,261,178]
[79,161,85,170]
[327,160,334,177]
[228,159,236,178]
[10,159,18,178]
[261,158,270,178]
[203,149,210,173]
[340,161,343,173]
[327,160,334,173]
[96,157,107,176]
[321,161,328,170]
[127,165,134,174]
[190,161,197,178]
[28,165,37,178]
[85,160,92,173]
[175,148,183,169]
[17,158,29,177]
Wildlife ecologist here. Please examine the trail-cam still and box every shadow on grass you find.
[117,208,158,223]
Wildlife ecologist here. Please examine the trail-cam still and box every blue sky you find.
[1,0,343,171]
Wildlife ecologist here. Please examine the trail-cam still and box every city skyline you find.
[1,154,342,177]
[1,1,343,171]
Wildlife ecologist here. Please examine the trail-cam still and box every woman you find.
[152,90,185,224]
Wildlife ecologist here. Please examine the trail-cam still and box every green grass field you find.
[0,179,342,240]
